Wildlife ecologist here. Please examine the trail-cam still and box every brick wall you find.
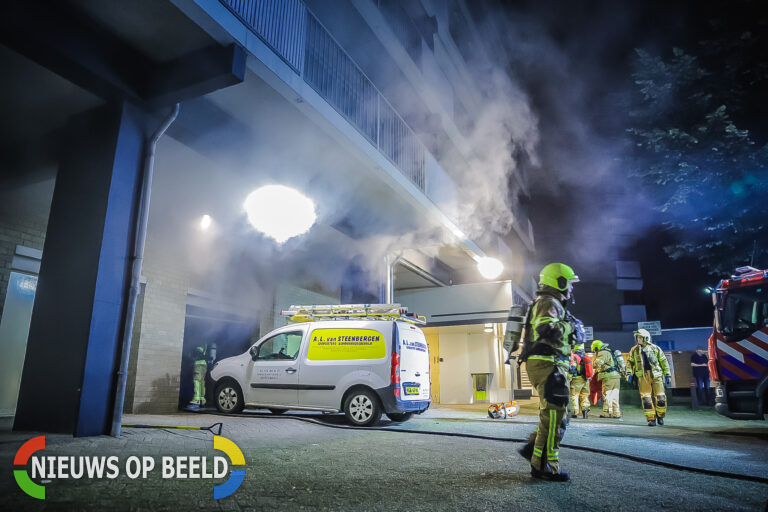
[0,216,47,316]
[127,244,190,414]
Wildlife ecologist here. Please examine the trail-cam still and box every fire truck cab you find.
[709,266,768,420]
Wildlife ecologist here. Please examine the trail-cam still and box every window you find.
[255,332,303,360]
[721,286,768,342]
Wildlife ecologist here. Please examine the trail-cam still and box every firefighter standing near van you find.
[569,343,592,419]
[518,263,582,482]
[187,344,216,410]
[591,340,622,418]
[627,329,671,426]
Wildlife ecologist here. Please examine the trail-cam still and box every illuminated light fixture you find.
[477,257,503,279]
[244,185,317,244]
[200,214,212,231]
[484,327,493,333]
[484,323,493,328]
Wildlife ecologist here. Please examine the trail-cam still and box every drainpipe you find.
[384,254,402,304]
[110,104,179,437]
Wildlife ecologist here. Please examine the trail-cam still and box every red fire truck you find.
[709,266,768,419]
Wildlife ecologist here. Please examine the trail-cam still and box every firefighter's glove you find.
[665,376,671,387]
[570,365,578,376]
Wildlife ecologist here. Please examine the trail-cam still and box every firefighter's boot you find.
[657,416,664,426]
[582,409,589,419]
[531,467,570,482]
[647,419,656,426]
[518,440,534,461]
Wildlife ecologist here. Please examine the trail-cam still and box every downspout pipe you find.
[110,104,179,437]
[385,254,403,304]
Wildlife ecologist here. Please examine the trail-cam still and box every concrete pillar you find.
[14,102,150,436]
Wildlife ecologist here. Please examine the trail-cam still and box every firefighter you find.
[187,345,210,410]
[569,343,591,419]
[591,340,621,418]
[517,263,582,482]
[627,329,671,426]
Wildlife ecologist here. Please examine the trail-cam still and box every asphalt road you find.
[1,405,766,511]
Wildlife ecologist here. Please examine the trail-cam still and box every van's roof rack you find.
[280,304,426,325]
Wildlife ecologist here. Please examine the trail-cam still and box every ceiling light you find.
[200,214,212,231]
[477,257,503,279]
[244,185,317,244]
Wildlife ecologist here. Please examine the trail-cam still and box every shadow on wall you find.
[134,374,181,414]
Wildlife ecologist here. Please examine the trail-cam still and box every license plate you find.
[405,386,420,395]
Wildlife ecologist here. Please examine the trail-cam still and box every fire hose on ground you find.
[140,410,768,486]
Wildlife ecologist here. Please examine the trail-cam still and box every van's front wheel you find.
[215,380,244,414]
[386,412,413,422]
[344,389,382,426]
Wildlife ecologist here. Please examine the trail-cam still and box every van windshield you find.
[721,285,768,342]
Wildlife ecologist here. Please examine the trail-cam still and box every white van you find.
[209,317,431,426]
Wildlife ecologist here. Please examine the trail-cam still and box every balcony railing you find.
[221,0,425,192]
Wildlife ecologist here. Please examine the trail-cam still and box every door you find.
[398,324,430,402]
[247,330,304,407]
[423,327,440,404]
[0,273,38,418]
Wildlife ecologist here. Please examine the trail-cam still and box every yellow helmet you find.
[591,340,604,352]
[539,263,579,291]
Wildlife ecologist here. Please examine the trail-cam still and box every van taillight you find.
[391,352,400,397]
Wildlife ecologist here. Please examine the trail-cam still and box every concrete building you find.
[0,0,536,435]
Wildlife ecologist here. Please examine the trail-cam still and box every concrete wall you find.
[127,245,190,413]
[0,216,46,316]
[271,284,340,333]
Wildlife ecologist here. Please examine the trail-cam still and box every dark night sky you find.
[494,0,767,327]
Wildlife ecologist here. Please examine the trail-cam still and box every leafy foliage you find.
[628,40,768,275]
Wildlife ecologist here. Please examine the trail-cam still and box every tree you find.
[628,39,768,275]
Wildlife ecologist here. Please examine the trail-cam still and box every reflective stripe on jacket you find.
[627,343,670,378]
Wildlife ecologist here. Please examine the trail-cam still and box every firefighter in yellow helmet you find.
[517,263,583,482]
[627,329,671,426]
[591,339,622,418]
[568,343,591,419]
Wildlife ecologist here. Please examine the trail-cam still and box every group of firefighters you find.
[568,332,671,424]
[517,262,673,482]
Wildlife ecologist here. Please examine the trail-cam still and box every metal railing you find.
[222,0,306,73]
[220,0,426,192]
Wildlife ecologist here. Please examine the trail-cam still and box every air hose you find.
[193,410,768,486]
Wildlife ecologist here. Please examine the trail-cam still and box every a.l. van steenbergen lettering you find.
[312,335,380,342]
[403,340,427,352]
[307,329,386,361]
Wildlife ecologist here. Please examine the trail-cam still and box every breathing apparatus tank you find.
[583,353,594,379]
[613,349,627,374]
[503,303,529,355]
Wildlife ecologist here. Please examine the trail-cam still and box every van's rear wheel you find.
[215,380,244,414]
[386,412,413,423]
[344,389,382,426]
